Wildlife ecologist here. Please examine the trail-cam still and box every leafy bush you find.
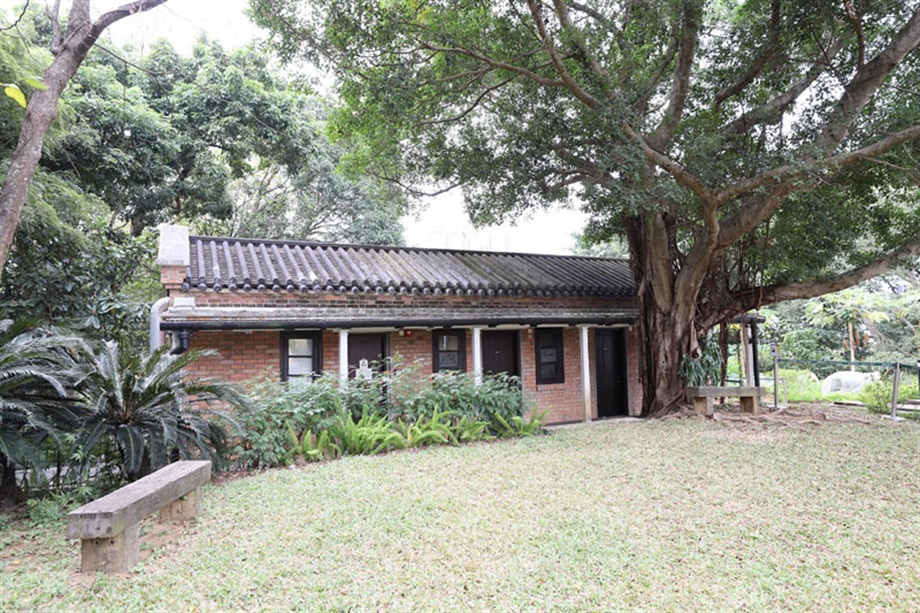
[0,321,81,502]
[393,371,527,424]
[860,375,919,415]
[283,427,339,465]
[679,337,722,386]
[770,369,822,402]
[24,482,100,527]
[491,410,548,438]
[238,368,539,467]
[391,407,455,449]
[75,341,249,482]
[234,374,342,469]
[328,409,403,456]
[449,415,493,444]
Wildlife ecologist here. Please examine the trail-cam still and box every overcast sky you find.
[3,0,588,254]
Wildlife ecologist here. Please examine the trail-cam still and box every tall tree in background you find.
[252,0,920,415]
[0,0,169,274]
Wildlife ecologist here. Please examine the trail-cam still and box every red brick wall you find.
[182,324,642,423]
[520,327,587,424]
[187,330,280,383]
[168,284,642,422]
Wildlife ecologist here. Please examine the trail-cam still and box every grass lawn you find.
[1,408,918,610]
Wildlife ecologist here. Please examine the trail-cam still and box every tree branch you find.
[714,0,782,107]
[719,38,845,136]
[650,0,702,148]
[816,5,920,152]
[419,77,512,126]
[91,0,170,36]
[844,0,866,67]
[552,0,611,87]
[526,0,600,108]
[716,123,920,205]
[736,238,920,308]
[623,124,718,207]
[416,41,568,90]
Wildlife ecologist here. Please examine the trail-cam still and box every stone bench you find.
[67,460,211,573]
[686,386,763,416]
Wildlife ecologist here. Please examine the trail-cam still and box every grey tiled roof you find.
[182,235,635,298]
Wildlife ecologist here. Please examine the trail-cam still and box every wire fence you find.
[775,358,919,379]
[766,357,919,417]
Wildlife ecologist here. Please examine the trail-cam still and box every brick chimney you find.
[156,224,189,292]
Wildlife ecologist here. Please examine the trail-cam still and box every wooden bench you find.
[67,460,211,573]
[686,386,763,416]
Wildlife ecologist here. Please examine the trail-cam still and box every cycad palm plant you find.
[76,341,250,482]
[0,321,81,503]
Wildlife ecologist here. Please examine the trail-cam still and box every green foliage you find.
[399,371,525,424]
[391,407,454,449]
[449,415,493,444]
[490,410,548,438]
[679,337,723,387]
[233,374,342,469]
[283,427,339,464]
[770,369,823,403]
[860,374,920,415]
[24,482,99,528]
[74,341,247,482]
[328,409,402,456]
[1,176,158,349]
[0,321,83,500]
[236,369,533,465]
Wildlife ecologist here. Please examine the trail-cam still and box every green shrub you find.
[769,369,822,402]
[679,337,722,386]
[391,407,455,449]
[234,375,341,469]
[283,427,340,465]
[491,410,548,438]
[450,415,493,444]
[328,409,403,456]
[860,376,919,415]
[394,371,526,424]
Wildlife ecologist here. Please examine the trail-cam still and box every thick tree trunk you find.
[626,212,697,417]
[0,455,23,508]
[0,0,169,276]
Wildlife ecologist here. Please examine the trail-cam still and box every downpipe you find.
[149,297,169,353]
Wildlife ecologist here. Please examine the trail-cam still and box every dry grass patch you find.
[1,406,917,610]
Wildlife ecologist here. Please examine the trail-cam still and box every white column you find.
[580,326,592,422]
[472,327,483,386]
[338,329,349,384]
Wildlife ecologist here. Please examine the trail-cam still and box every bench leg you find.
[693,397,714,417]
[739,395,761,414]
[159,486,201,522]
[80,524,139,573]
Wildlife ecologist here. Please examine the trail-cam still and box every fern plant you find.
[392,407,455,449]
[283,426,340,465]
[491,410,548,438]
[329,409,403,456]
[450,415,493,443]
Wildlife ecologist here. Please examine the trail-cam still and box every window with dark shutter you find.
[535,328,564,384]
[281,332,322,389]
[433,330,466,372]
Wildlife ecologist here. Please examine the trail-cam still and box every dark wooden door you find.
[481,331,519,377]
[596,329,629,417]
[348,332,387,377]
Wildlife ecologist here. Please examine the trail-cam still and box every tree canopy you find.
[1,8,406,345]
[251,0,920,414]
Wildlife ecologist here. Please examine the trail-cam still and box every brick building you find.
[153,225,643,424]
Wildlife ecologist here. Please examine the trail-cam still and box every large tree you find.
[0,0,169,273]
[251,0,920,415]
